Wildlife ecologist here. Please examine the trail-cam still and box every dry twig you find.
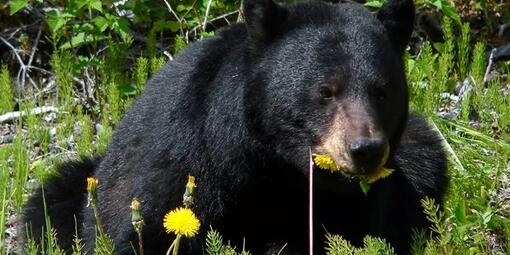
[202,0,214,31]
[162,0,182,23]
[0,106,59,123]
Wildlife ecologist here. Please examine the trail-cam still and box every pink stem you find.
[308,148,313,255]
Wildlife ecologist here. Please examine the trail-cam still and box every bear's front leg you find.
[368,174,431,254]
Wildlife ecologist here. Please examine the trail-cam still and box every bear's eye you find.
[377,87,387,102]
[372,83,387,102]
[377,90,386,101]
[319,86,334,99]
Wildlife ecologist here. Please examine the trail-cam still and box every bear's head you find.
[244,0,413,183]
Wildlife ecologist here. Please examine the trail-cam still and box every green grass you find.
[0,65,15,114]
[326,234,396,255]
[0,147,10,253]
[205,229,251,255]
[0,16,509,255]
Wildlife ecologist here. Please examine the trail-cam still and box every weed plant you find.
[0,65,14,114]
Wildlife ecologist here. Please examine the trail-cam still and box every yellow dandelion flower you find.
[366,167,394,184]
[366,143,393,183]
[163,207,200,238]
[313,154,341,172]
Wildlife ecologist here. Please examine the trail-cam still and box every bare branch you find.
[189,10,240,38]
[483,48,496,84]
[162,0,182,23]
[0,106,59,123]
[22,26,43,91]
[202,0,214,32]
[0,35,27,89]
[27,26,42,68]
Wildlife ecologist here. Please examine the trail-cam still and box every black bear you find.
[22,0,448,254]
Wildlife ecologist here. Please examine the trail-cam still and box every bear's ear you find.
[243,0,287,52]
[376,0,415,54]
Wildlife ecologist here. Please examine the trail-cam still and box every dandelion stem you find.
[131,197,145,255]
[165,239,175,255]
[173,235,181,255]
[165,235,182,255]
[138,231,144,255]
[92,205,104,234]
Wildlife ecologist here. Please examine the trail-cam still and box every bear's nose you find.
[348,138,386,173]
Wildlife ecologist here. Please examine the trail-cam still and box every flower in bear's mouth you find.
[365,167,393,183]
[312,154,342,172]
[312,151,394,192]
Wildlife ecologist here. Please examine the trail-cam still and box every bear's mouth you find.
[310,147,394,194]
[312,141,391,179]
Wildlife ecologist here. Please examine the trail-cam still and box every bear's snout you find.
[314,101,391,176]
[348,137,389,174]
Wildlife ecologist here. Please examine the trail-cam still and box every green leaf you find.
[364,0,384,8]
[60,33,86,49]
[46,10,65,33]
[117,17,130,31]
[199,31,215,38]
[60,32,107,49]
[453,200,466,224]
[440,5,461,24]
[153,20,180,33]
[76,0,88,9]
[406,58,415,72]
[93,16,109,32]
[10,0,29,15]
[117,84,137,96]
[73,22,95,34]
[359,179,371,196]
[89,0,102,12]
[176,4,192,12]
[481,209,493,225]
[432,42,445,53]
[60,12,76,19]
[114,18,131,42]
[430,0,461,24]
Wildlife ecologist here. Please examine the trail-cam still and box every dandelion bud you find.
[86,177,98,207]
[183,175,196,207]
[87,177,98,193]
[131,197,145,255]
[186,176,196,191]
[131,197,142,211]
[131,197,144,234]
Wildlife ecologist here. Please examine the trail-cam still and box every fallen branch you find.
[0,106,59,123]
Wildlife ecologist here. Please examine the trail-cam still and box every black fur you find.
[22,157,100,249]
[22,0,448,254]
[376,0,415,54]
